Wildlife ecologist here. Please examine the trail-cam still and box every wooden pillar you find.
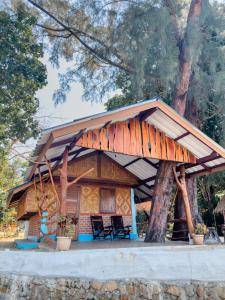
[59,146,94,216]
[173,166,195,236]
[59,147,69,215]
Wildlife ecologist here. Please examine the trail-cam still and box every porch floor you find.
[1,237,224,252]
[69,238,189,251]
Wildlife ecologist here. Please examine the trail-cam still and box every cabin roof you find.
[214,195,225,214]
[8,97,225,204]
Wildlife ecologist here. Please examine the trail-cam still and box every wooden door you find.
[66,185,80,240]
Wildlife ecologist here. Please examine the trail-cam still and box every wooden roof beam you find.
[123,158,141,168]
[174,132,190,141]
[136,187,152,198]
[142,158,158,169]
[139,107,158,122]
[134,175,156,187]
[187,162,225,178]
[51,130,86,172]
[28,133,54,180]
[179,151,219,170]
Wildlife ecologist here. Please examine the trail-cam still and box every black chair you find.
[111,215,131,239]
[90,216,113,240]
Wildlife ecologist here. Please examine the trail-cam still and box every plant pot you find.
[56,236,71,251]
[192,234,204,245]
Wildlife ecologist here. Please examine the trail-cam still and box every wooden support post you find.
[59,146,94,215]
[59,147,69,215]
[173,165,195,236]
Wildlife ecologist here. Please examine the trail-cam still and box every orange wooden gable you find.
[76,119,196,163]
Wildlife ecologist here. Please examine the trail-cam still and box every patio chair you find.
[111,215,131,239]
[90,216,113,240]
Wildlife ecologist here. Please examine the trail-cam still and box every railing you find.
[136,220,189,240]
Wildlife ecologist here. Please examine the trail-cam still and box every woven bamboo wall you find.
[54,153,139,185]
[79,185,132,216]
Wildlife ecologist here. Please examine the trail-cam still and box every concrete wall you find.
[1,246,225,281]
[1,246,225,299]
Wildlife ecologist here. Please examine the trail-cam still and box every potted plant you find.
[192,223,208,245]
[56,215,78,251]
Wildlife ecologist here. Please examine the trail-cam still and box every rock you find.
[166,285,180,297]
[91,280,102,290]
[119,295,129,300]
[215,286,225,299]
[185,285,195,297]
[152,284,161,295]
[126,283,135,295]
[81,280,90,290]
[196,286,204,298]
[103,281,118,292]
[119,284,127,295]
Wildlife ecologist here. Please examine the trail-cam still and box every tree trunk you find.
[172,95,203,239]
[145,161,175,242]
[187,176,203,224]
[171,190,189,241]
[145,0,203,243]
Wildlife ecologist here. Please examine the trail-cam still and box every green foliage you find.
[195,223,208,235]
[0,7,47,148]
[136,210,148,237]
[0,149,27,225]
[197,173,225,229]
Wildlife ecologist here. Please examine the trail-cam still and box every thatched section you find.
[214,195,225,214]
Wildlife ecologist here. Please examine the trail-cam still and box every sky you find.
[36,56,106,130]
[15,57,107,153]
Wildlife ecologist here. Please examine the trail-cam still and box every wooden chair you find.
[111,215,131,239]
[90,216,113,240]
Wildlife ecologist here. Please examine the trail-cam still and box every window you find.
[100,188,116,213]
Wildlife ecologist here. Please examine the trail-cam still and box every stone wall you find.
[1,275,225,300]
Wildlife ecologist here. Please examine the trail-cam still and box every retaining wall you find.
[1,245,225,299]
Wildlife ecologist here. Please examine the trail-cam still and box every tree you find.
[23,0,225,241]
[0,7,47,148]
[0,148,27,225]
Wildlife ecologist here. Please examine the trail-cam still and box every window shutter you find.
[66,185,79,214]
[100,188,116,213]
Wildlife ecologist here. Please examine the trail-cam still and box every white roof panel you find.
[126,159,157,180]
[179,135,212,158]
[205,158,225,167]
[105,152,138,166]
[147,110,186,139]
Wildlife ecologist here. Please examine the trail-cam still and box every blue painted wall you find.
[131,188,138,240]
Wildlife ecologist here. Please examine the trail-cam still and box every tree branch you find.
[67,168,94,187]
[173,166,182,190]
[27,0,132,73]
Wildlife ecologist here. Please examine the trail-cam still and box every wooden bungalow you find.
[7,98,225,242]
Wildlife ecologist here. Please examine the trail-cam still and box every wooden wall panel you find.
[55,155,98,178]
[129,119,137,156]
[141,121,150,157]
[80,186,99,213]
[116,188,131,216]
[100,155,138,185]
[17,194,27,220]
[54,152,138,185]
[76,119,196,163]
